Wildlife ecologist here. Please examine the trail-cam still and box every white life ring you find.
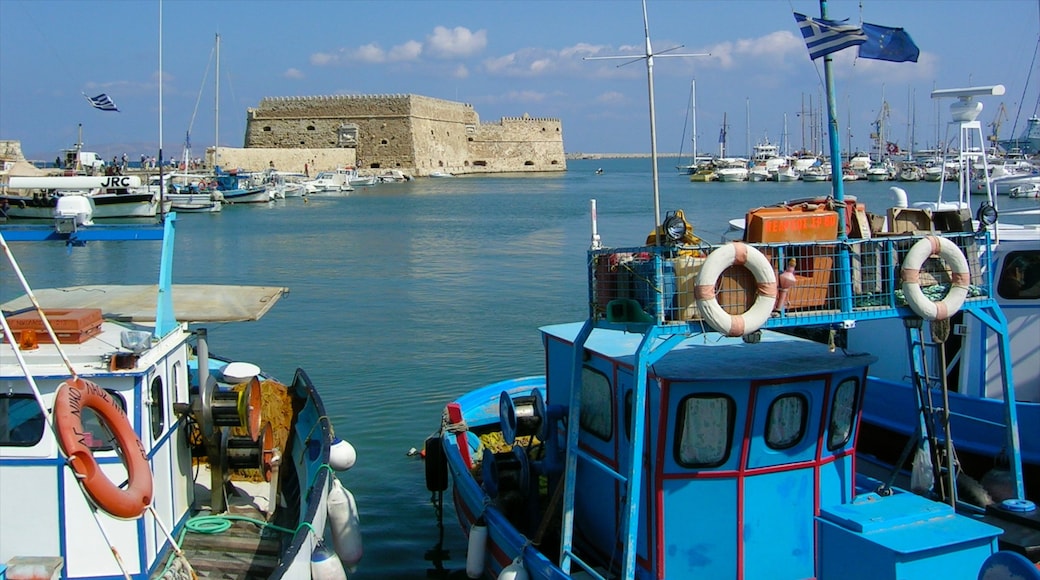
[695,242,777,336]
[901,236,971,321]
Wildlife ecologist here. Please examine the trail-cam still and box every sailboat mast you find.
[691,80,698,162]
[214,33,220,168]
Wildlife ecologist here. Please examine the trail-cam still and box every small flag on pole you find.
[84,93,119,112]
[859,23,919,63]
[794,12,867,60]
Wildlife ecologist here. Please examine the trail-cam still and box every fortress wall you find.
[243,93,565,176]
[208,147,355,174]
[465,117,566,173]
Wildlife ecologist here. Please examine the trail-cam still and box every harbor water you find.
[3,157,1036,577]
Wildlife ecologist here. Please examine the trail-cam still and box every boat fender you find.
[695,242,777,336]
[901,236,970,321]
[329,436,357,471]
[53,377,153,519]
[327,477,363,571]
[310,541,348,580]
[424,435,448,492]
[498,557,529,580]
[466,520,488,579]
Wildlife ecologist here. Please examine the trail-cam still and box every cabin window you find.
[579,367,612,441]
[150,376,165,439]
[765,394,808,450]
[676,394,735,468]
[827,378,858,450]
[997,250,1040,300]
[88,390,127,452]
[0,394,45,446]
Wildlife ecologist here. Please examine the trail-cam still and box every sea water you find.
[3,157,1035,577]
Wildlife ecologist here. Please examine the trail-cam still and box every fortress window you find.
[262,126,272,132]
[551,160,559,165]
[307,125,316,131]
[468,137,474,142]
[524,161,534,166]
[473,160,487,167]
[381,139,389,145]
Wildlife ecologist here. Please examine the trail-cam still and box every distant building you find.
[243,94,566,176]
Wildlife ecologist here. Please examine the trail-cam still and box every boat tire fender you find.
[424,435,448,492]
[695,242,777,336]
[53,377,153,519]
[901,236,970,321]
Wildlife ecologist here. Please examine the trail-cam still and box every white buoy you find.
[329,437,357,471]
[327,477,363,571]
[466,521,488,579]
[498,557,529,580]
[310,542,347,580]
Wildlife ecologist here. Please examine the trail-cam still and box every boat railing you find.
[588,230,993,332]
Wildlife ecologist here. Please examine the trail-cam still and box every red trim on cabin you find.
[446,402,471,469]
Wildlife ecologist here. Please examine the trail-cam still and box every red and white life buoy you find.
[695,242,777,336]
[53,377,153,519]
[901,236,971,321]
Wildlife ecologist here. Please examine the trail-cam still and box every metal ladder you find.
[557,321,685,580]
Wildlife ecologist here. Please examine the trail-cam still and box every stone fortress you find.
[231,93,566,177]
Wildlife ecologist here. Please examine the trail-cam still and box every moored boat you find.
[0,216,363,579]
[422,4,1039,579]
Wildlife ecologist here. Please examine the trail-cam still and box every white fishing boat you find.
[2,175,171,219]
[0,217,363,579]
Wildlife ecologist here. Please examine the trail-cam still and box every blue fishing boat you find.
[0,216,362,578]
[423,2,1040,579]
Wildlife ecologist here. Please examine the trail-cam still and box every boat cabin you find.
[531,323,1000,578]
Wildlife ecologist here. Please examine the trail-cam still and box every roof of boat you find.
[541,321,876,381]
[1,284,286,324]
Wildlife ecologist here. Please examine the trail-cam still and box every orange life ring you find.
[53,377,153,519]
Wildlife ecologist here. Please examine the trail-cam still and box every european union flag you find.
[859,23,920,63]
[85,93,119,112]
[794,12,866,60]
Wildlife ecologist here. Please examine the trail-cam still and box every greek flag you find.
[794,12,866,60]
[85,93,119,112]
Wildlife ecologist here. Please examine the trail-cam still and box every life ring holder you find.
[901,236,971,321]
[695,242,777,336]
[53,377,153,519]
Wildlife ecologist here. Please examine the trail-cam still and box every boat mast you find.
[582,0,707,231]
[691,80,698,162]
[214,33,220,169]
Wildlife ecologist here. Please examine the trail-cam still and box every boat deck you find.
[157,466,286,579]
[588,230,994,332]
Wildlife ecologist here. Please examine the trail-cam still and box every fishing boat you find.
[849,84,1040,505]
[2,175,171,219]
[422,3,1039,579]
[0,215,363,579]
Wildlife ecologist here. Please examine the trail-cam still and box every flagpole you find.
[158,0,165,220]
[818,0,853,312]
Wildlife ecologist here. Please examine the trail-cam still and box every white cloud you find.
[389,40,423,62]
[427,26,487,58]
[284,68,304,80]
[353,43,387,64]
[310,52,339,66]
[452,64,469,79]
[595,91,627,105]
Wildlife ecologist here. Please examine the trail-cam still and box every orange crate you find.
[7,308,103,344]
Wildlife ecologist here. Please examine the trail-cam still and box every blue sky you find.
[1,0,1037,162]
